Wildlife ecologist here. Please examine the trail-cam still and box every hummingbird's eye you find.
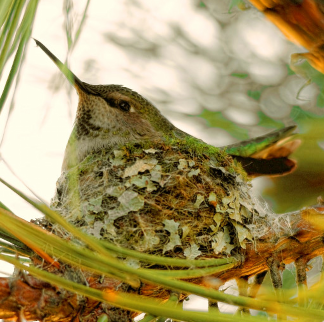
[118,100,131,112]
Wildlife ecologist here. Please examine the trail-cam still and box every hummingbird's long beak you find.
[34,39,96,95]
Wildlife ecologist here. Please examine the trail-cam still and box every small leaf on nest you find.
[106,185,125,197]
[104,221,117,236]
[194,194,204,208]
[188,168,200,177]
[87,196,103,213]
[222,194,235,205]
[216,204,228,213]
[188,160,195,167]
[182,225,191,239]
[163,219,182,253]
[232,221,253,248]
[129,175,157,192]
[125,258,141,269]
[123,159,158,178]
[240,199,254,212]
[164,219,180,234]
[84,213,95,224]
[110,150,125,166]
[241,206,252,219]
[229,209,242,223]
[88,221,104,238]
[108,191,144,220]
[136,230,160,251]
[119,191,144,210]
[212,227,235,254]
[178,159,188,170]
[229,202,235,209]
[184,243,202,259]
[210,224,217,233]
[208,192,217,207]
[150,164,162,183]
[212,213,224,231]
[144,148,158,154]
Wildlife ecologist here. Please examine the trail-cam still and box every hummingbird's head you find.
[34,40,181,170]
[72,82,177,142]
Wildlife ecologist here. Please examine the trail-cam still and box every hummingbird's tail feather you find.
[225,125,300,177]
[232,155,297,177]
[250,137,301,159]
[225,125,297,157]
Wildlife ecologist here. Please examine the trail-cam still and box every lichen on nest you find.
[49,140,268,265]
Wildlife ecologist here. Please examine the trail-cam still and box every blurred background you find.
[0,0,324,302]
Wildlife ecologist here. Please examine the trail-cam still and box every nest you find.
[49,140,269,265]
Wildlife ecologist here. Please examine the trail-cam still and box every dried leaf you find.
[229,209,243,223]
[188,168,200,177]
[110,150,125,166]
[137,230,160,251]
[188,160,195,167]
[232,221,253,249]
[178,159,188,170]
[87,196,103,213]
[212,227,235,254]
[212,213,224,231]
[182,225,191,239]
[129,175,157,192]
[123,159,158,178]
[184,243,202,259]
[150,164,162,183]
[194,194,204,208]
[163,219,181,253]
[222,194,235,205]
[119,191,144,209]
[216,203,228,213]
[106,185,125,197]
[212,230,228,254]
[241,206,252,219]
[104,221,117,236]
[88,221,104,238]
[108,191,144,220]
[144,148,158,154]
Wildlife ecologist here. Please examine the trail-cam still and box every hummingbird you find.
[34,39,299,177]
[34,40,300,321]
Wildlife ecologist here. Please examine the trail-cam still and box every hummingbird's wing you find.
[224,126,300,177]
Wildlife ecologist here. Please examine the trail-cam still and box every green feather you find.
[224,126,296,157]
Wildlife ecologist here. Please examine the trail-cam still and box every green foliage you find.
[317,90,324,108]
[286,64,296,76]
[0,0,39,115]
[231,72,249,79]
[282,266,297,290]
[247,89,262,101]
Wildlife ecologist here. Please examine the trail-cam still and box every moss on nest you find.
[50,140,266,266]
